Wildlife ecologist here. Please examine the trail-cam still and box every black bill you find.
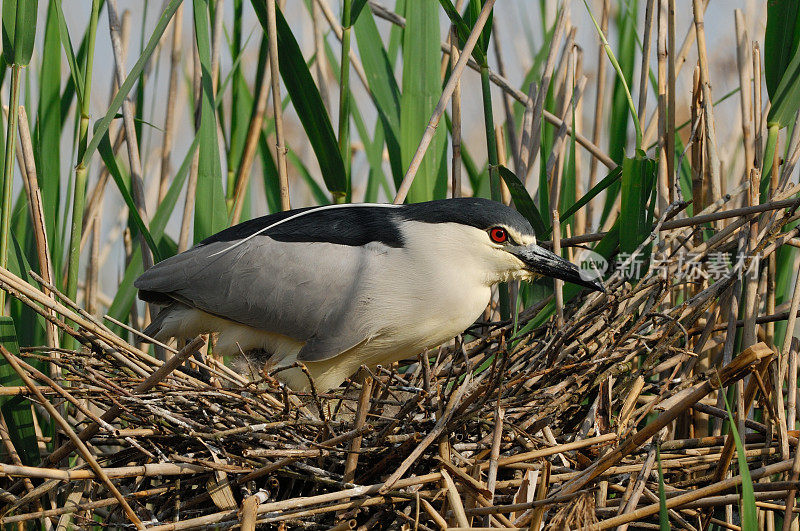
[512,245,605,292]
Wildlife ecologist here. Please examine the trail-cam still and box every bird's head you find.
[401,198,605,292]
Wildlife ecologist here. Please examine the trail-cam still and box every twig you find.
[343,376,372,483]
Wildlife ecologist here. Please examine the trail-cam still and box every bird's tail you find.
[141,303,176,341]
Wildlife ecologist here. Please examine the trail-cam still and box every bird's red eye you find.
[490,227,508,243]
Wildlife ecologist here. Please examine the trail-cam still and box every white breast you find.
[356,222,496,358]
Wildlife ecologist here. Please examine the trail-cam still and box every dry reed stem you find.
[753,42,764,169]
[450,29,463,199]
[266,0,290,210]
[485,402,503,503]
[616,439,659,531]
[788,336,799,434]
[78,11,130,265]
[742,170,761,351]
[0,412,36,499]
[691,65,705,218]
[107,0,153,276]
[780,265,800,401]
[231,63,270,224]
[560,342,772,496]
[16,106,57,351]
[586,0,609,228]
[637,0,655,129]
[44,336,205,468]
[0,345,144,529]
[343,376,372,483]
[642,0,706,147]
[311,0,330,110]
[492,19,521,176]
[86,202,100,316]
[572,48,586,236]
[548,195,800,247]
[420,497,449,529]
[553,210,564,327]
[1,487,167,525]
[656,0,669,213]
[784,346,800,527]
[392,0,496,204]
[735,9,755,186]
[666,0,676,200]
[380,375,473,492]
[79,126,124,253]
[522,6,565,183]
[148,475,443,530]
[159,2,183,203]
[586,459,795,530]
[692,0,722,203]
[313,0,372,96]
[546,75,587,212]
[496,125,511,205]
[239,491,268,531]
[440,468,469,527]
[368,6,616,170]
[517,82,537,180]
[178,40,203,253]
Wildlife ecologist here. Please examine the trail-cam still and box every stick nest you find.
[0,192,797,529]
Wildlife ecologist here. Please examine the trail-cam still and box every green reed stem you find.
[0,64,22,314]
[64,0,100,346]
[583,0,642,151]
[336,0,352,203]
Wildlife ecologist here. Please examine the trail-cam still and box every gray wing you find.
[135,237,380,361]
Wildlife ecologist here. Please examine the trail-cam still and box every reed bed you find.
[0,190,795,528]
[0,0,799,529]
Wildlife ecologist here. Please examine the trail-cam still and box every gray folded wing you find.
[134,237,379,361]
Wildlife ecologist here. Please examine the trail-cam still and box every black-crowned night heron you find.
[135,198,603,391]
